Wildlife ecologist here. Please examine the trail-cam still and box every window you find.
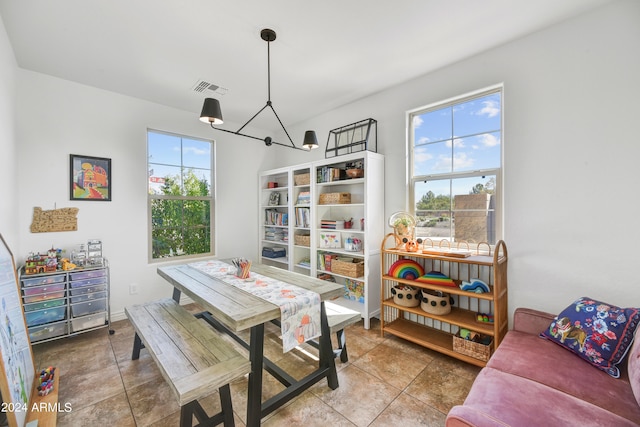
[147,130,214,260]
[409,86,502,245]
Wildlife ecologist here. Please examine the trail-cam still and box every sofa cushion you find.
[488,330,640,423]
[629,329,640,406]
[540,296,640,378]
[448,367,639,427]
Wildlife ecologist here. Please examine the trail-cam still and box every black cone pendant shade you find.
[302,131,319,150]
[199,98,223,125]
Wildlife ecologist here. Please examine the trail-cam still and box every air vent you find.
[191,80,228,96]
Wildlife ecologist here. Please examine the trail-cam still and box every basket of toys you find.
[294,173,310,185]
[331,257,364,278]
[391,284,420,307]
[453,329,493,362]
[319,192,351,205]
[294,234,310,247]
[420,289,453,315]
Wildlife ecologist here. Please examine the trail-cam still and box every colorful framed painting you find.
[70,154,112,201]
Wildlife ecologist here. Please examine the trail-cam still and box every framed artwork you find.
[70,154,112,201]
[0,234,35,427]
[319,232,341,248]
[269,192,280,206]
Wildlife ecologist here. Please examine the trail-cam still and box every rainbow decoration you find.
[416,271,457,287]
[460,279,490,293]
[388,259,425,280]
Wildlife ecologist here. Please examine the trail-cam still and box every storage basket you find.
[319,192,351,205]
[391,285,420,307]
[331,258,364,278]
[420,289,452,315]
[453,331,493,362]
[294,173,310,186]
[294,234,310,247]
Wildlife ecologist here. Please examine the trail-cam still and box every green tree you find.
[416,190,451,211]
[470,177,495,194]
[151,169,211,258]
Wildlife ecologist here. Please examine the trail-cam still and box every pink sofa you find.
[446,307,640,426]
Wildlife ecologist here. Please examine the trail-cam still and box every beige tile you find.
[312,364,401,427]
[405,356,480,414]
[57,392,135,427]
[263,391,356,426]
[352,341,433,389]
[369,391,446,426]
[127,376,181,426]
[58,362,125,411]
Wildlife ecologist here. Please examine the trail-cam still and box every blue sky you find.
[413,92,501,176]
[147,131,212,194]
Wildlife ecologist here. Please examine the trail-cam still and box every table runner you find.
[189,260,321,352]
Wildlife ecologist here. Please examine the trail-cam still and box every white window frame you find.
[147,129,216,263]
[406,84,504,245]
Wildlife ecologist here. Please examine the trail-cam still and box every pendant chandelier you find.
[199,28,318,151]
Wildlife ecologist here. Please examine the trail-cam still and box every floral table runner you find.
[189,259,321,352]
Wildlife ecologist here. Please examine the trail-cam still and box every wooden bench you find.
[125,298,251,427]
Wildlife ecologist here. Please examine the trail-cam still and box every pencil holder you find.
[236,263,251,279]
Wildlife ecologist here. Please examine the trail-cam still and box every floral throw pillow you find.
[540,297,640,378]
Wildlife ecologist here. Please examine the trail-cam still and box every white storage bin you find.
[71,312,106,332]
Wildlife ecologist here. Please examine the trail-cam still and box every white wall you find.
[14,71,274,320]
[274,0,640,316]
[7,0,640,324]
[0,16,18,248]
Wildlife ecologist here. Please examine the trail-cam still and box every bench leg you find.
[335,329,349,363]
[132,332,144,360]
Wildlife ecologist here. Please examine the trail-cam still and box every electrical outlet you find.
[129,283,138,295]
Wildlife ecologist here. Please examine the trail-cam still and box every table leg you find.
[246,323,265,427]
[319,301,339,389]
[172,287,181,303]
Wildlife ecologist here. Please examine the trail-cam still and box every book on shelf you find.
[295,207,310,228]
[317,166,344,183]
[296,191,311,205]
[265,209,288,226]
[320,219,344,229]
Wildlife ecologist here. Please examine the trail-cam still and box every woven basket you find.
[391,285,420,307]
[319,192,351,205]
[294,173,310,186]
[452,332,492,362]
[294,234,310,247]
[420,289,452,315]
[331,258,364,278]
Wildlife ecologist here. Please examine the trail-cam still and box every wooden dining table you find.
[157,261,345,427]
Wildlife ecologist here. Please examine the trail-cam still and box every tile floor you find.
[31,307,480,426]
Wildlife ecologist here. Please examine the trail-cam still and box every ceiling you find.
[0,0,612,133]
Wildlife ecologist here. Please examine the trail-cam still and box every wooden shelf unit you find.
[380,235,508,367]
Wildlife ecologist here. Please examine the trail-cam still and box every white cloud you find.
[183,146,210,156]
[480,133,500,147]
[446,137,465,148]
[477,100,500,118]
[413,116,424,128]
[417,136,430,144]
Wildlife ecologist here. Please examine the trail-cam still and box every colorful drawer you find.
[70,284,107,297]
[23,298,66,312]
[22,283,66,303]
[21,274,66,287]
[25,306,66,327]
[69,276,107,287]
[69,269,106,281]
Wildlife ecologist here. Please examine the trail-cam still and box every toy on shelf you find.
[37,366,56,396]
[460,279,490,293]
[25,247,60,274]
[476,313,494,324]
[388,211,416,248]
